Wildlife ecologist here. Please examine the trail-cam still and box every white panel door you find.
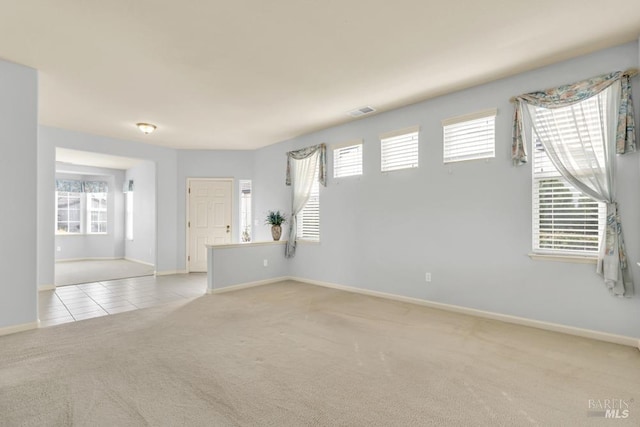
[188,179,232,272]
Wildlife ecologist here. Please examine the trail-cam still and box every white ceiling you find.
[0,1,639,150]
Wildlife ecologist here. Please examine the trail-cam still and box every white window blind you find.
[380,126,419,172]
[442,108,496,163]
[532,139,605,255]
[333,141,363,178]
[297,180,320,241]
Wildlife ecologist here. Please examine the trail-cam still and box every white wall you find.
[125,161,156,265]
[0,59,37,329]
[252,41,640,338]
[38,126,178,283]
[176,150,254,270]
[55,165,125,260]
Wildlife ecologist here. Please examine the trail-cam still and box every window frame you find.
[333,140,363,178]
[380,126,420,172]
[239,179,252,243]
[86,192,108,235]
[442,108,496,164]
[56,191,83,235]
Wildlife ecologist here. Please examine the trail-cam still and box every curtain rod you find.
[509,68,639,103]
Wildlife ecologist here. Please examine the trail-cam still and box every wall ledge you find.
[206,241,287,249]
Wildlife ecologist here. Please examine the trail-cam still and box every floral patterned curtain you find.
[512,70,637,296]
[284,144,326,258]
[285,143,326,187]
[512,70,636,165]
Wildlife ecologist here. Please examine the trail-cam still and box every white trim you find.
[528,253,597,264]
[0,321,38,336]
[124,257,155,267]
[331,139,363,150]
[379,125,420,141]
[288,277,640,349]
[208,276,289,294]
[441,108,497,126]
[56,256,120,263]
[155,270,188,276]
[206,241,287,249]
[38,284,56,291]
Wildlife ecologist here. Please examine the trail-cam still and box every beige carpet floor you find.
[1,281,639,426]
[55,259,155,286]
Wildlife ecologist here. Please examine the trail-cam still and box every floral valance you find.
[285,143,327,186]
[512,70,637,165]
[55,179,108,193]
[55,179,83,193]
[84,181,109,193]
[123,179,134,193]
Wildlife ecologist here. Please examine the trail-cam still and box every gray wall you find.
[38,126,179,284]
[55,165,125,260]
[125,160,156,265]
[209,243,288,290]
[0,59,37,329]
[252,41,640,338]
[176,150,254,270]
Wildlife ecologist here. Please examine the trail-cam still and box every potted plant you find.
[265,210,287,241]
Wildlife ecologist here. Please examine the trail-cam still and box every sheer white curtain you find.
[285,150,320,258]
[521,82,631,295]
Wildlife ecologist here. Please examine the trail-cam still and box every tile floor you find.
[39,273,207,327]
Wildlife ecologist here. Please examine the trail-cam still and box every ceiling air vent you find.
[347,106,376,117]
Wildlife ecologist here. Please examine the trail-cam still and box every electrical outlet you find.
[56,246,61,252]
[263,259,268,267]
[425,272,431,282]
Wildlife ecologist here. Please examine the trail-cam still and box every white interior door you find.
[188,179,232,272]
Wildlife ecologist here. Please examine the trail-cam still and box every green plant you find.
[265,210,287,226]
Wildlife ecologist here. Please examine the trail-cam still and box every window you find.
[87,192,108,233]
[239,180,252,242]
[55,179,109,235]
[125,192,134,240]
[333,141,363,178]
[442,108,496,163]
[532,136,605,256]
[56,191,82,234]
[380,126,419,172]
[297,177,320,241]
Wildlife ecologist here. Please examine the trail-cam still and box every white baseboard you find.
[0,321,38,337]
[209,276,290,294]
[38,284,56,292]
[155,270,189,276]
[56,257,120,263]
[289,277,640,349]
[124,257,155,267]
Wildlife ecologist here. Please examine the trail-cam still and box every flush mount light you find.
[136,122,157,134]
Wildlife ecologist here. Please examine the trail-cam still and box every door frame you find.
[185,177,234,273]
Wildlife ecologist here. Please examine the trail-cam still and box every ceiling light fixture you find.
[136,122,157,134]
